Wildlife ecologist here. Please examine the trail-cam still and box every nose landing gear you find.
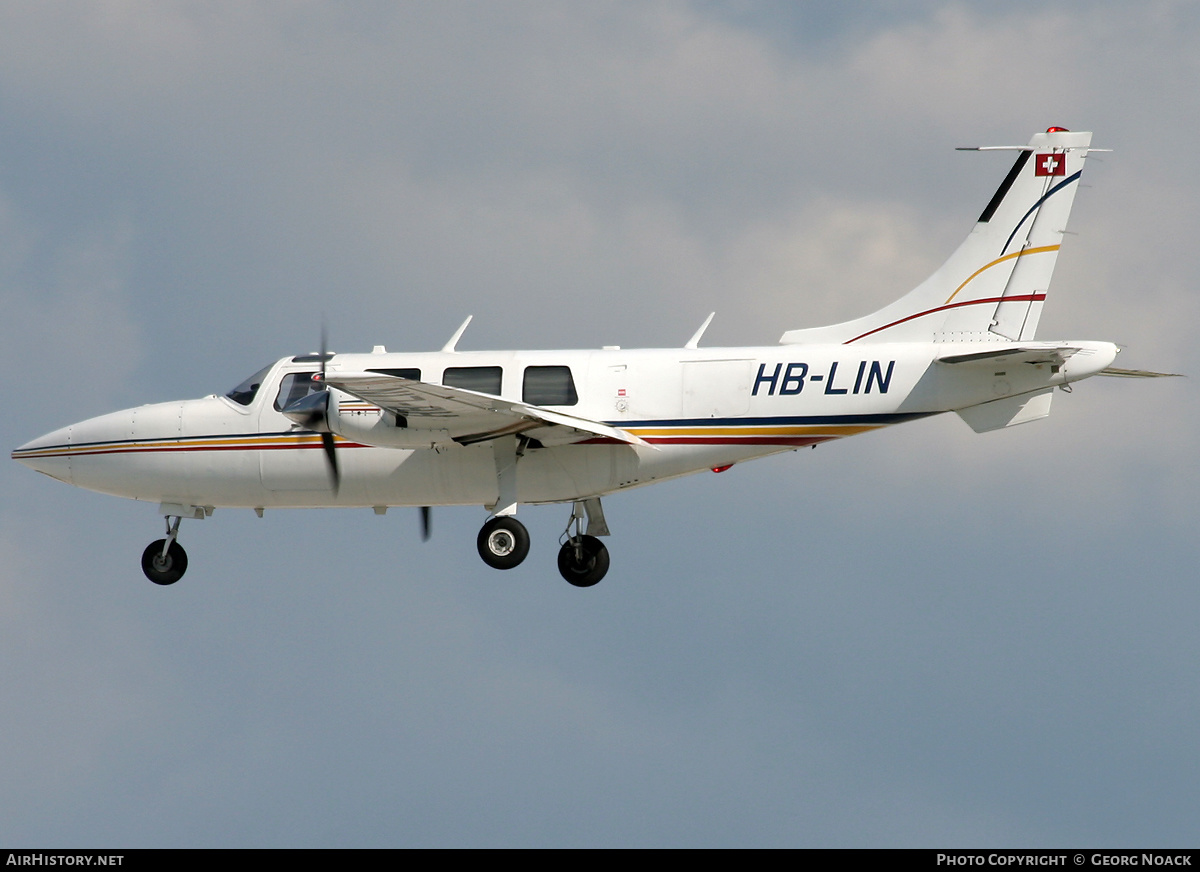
[142,515,188,585]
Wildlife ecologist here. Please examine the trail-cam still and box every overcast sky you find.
[2,1,1198,847]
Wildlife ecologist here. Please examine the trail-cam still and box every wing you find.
[320,371,650,449]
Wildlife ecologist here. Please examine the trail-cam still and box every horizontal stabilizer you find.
[1099,367,1184,378]
[956,389,1054,433]
[937,345,1082,367]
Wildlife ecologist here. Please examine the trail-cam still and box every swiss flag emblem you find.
[1035,153,1065,176]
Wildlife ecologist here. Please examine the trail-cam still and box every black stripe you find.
[50,430,308,451]
[616,413,934,428]
[978,150,1031,223]
[1001,170,1081,255]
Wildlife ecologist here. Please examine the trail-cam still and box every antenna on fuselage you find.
[442,315,473,352]
[684,312,715,350]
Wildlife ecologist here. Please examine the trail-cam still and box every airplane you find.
[11,127,1178,588]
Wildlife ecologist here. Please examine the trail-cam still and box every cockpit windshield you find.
[225,364,274,406]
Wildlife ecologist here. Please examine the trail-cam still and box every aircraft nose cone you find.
[12,424,74,484]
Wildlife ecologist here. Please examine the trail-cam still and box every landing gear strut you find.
[477,515,530,570]
[142,515,188,585]
[557,501,609,587]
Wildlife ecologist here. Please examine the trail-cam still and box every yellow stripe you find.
[943,244,1059,305]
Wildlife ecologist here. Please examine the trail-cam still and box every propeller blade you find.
[280,390,330,429]
[320,430,340,494]
[285,323,340,494]
[420,506,431,541]
[319,322,329,382]
[297,324,339,493]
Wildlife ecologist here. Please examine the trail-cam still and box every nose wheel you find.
[142,540,188,585]
[141,515,188,585]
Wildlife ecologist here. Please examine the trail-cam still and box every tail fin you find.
[780,128,1094,346]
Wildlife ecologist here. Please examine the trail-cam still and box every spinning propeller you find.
[280,328,340,493]
[280,329,432,538]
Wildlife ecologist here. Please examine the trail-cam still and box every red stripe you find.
[845,293,1045,344]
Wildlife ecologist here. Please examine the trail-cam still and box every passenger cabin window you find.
[274,372,321,411]
[225,364,274,406]
[522,366,578,406]
[443,366,502,396]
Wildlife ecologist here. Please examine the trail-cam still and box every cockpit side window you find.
[225,364,274,406]
[274,372,321,411]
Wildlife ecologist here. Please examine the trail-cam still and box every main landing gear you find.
[557,534,609,588]
[142,515,188,585]
[477,515,531,570]
[473,499,611,587]
[556,501,609,587]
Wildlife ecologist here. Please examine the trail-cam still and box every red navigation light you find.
[711,464,733,474]
[1046,126,1069,133]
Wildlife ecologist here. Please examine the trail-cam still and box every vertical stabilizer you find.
[780,128,1093,346]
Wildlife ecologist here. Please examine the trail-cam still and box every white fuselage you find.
[13,340,1117,512]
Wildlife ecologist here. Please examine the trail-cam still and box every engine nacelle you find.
[328,389,454,449]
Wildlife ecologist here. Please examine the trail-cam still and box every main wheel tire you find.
[557,535,609,587]
[476,516,530,570]
[141,539,188,585]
